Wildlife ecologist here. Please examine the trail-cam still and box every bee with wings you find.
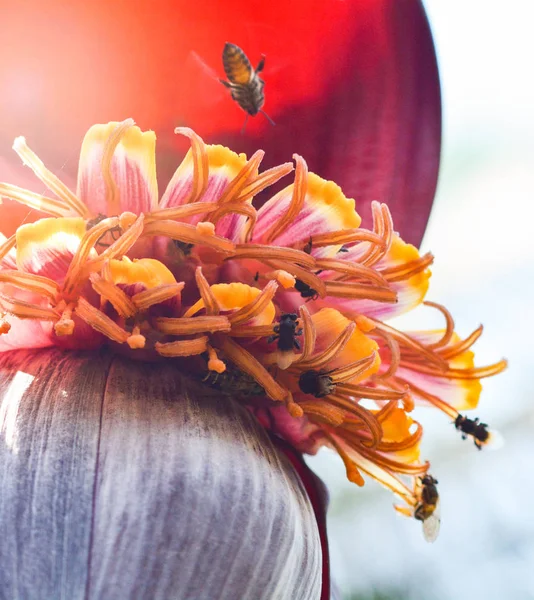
[414,474,441,543]
[219,42,275,133]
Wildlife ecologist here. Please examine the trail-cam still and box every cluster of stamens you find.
[0,120,507,522]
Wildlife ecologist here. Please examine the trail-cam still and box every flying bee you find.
[454,414,502,450]
[414,474,441,543]
[267,313,303,351]
[86,213,121,248]
[220,42,275,133]
[201,361,265,398]
[298,369,336,398]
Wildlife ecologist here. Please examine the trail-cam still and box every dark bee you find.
[454,414,490,449]
[220,42,275,133]
[338,245,349,253]
[298,369,336,398]
[201,362,265,397]
[86,213,121,248]
[267,313,303,351]
[414,474,440,542]
[294,279,319,300]
[173,240,194,257]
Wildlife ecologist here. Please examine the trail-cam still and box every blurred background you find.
[308,1,534,599]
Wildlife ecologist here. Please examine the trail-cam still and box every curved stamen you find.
[292,228,385,251]
[323,432,365,486]
[380,252,434,283]
[329,353,378,384]
[143,220,235,254]
[174,127,209,204]
[194,267,219,316]
[299,400,346,426]
[0,271,59,302]
[231,244,316,269]
[209,202,257,242]
[217,150,264,205]
[263,154,308,243]
[294,305,316,363]
[264,260,327,299]
[297,322,356,370]
[315,258,389,286]
[90,273,137,318]
[439,325,484,359]
[12,137,88,217]
[324,281,397,303]
[102,119,135,215]
[423,301,455,349]
[228,281,278,326]
[235,162,294,202]
[0,184,73,218]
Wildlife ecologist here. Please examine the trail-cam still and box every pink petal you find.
[0,317,54,352]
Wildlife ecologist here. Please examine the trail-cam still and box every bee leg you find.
[293,339,301,350]
[267,334,279,344]
[255,55,266,73]
[219,79,232,88]
[240,114,249,136]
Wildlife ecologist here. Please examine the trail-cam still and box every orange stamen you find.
[0,184,72,217]
[12,137,88,217]
[264,154,308,243]
[219,337,287,402]
[298,322,356,370]
[143,220,235,254]
[147,202,218,222]
[195,267,219,315]
[209,202,257,242]
[0,270,59,302]
[323,432,365,486]
[154,315,231,335]
[228,281,278,326]
[235,162,294,202]
[217,150,264,204]
[155,336,209,357]
[324,281,397,303]
[231,244,315,269]
[174,127,209,204]
[102,119,135,216]
[74,296,130,343]
[316,258,389,286]
[90,273,137,318]
[131,282,185,311]
[0,293,60,321]
[300,400,345,426]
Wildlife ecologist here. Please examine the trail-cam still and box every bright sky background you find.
[309,2,534,598]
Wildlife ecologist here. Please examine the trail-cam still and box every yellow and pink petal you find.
[253,170,361,257]
[77,121,158,217]
[15,217,90,280]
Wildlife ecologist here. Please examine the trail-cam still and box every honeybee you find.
[454,414,503,450]
[220,42,275,133]
[201,361,265,397]
[414,474,441,543]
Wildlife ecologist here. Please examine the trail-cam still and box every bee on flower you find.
[0,118,507,540]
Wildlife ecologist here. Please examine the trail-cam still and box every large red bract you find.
[0,0,440,245]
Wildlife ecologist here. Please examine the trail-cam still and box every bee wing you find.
[185,51,227,108]
[486,428,505,451]
[422,500,441,543]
